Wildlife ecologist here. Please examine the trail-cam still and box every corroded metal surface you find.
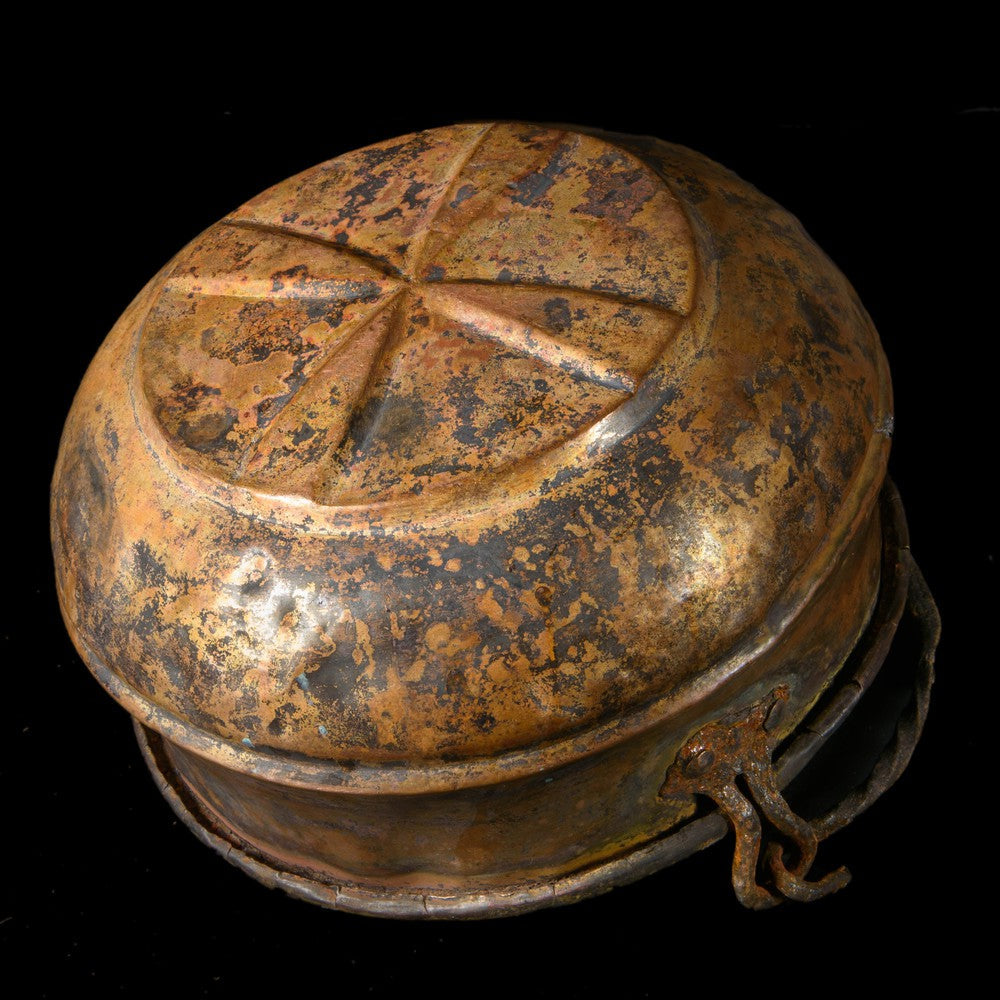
[132,481,938,917]
[659,687,851,908]
[51,121,914,914]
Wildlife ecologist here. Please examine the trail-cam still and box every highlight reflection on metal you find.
[51,122,937,917]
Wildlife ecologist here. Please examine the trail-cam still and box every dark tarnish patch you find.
[291,422,317,445]
[508,144,572,207]
[450,183,476,209]
[83,448,108,509]
[309,659,381,749]
[703,409,764,503]
[769,400,834,499]
[473,712,497,733]
[203,303,290,363]
[543,297,573,331]
[267,701,300,736]
[402,179,431,211]
[132,540,167,588]
[58,441,113,565]
[452,423,485,447]
[796,290,851,355]
[270,263,309,289]
[155,637,191,690]
[178,408,239,454]
[574,150,657,224]
[259,427,330,478]
[334,171,392,227]
[253,353,318,430]
[670,171,710,204]
[165,378,222,411]
[829,426,868,492]
[351,394,432,458]
[103,417,120,461]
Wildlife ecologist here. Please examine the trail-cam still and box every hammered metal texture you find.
[51,123,896,911]
[53,123,889,762]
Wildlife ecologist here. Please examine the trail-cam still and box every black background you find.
[5,73,995,997]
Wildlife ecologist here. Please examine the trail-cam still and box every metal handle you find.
[658,543,940,908]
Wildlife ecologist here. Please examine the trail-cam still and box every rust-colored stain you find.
[51,122,933,916]
[659,686,851,908]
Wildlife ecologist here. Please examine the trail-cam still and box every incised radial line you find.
[418,284,637,393]
[225,218,404,279]
[401,121,496,276]
[220,218,673,394]
[409,126,573,276]
[232,287,406,479]
[220,132,685,488]
[311,289,414,504]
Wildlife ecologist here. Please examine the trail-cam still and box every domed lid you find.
[140,122,696,512]
[53,123,890,772]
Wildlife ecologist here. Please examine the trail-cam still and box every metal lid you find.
[52,122,890,771]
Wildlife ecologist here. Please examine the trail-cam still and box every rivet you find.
[686,749,715,775]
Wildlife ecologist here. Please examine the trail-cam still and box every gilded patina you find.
[52,123,929,917]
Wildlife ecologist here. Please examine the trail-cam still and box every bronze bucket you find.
[51,122,939,917]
